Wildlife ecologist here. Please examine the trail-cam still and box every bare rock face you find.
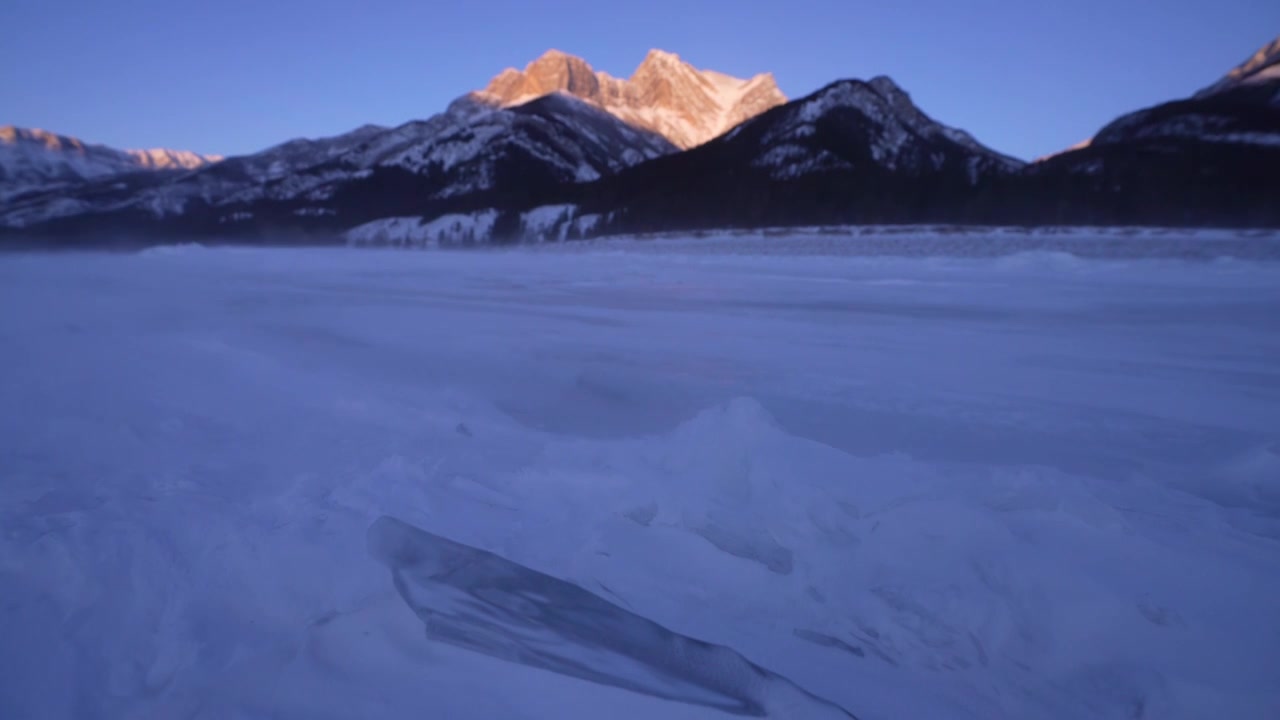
[473,49,787,149]
[485,50,604,100]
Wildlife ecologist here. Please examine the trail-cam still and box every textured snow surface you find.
[2,241,1279,719]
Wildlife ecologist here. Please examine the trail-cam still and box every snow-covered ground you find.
[1,241,1278,719]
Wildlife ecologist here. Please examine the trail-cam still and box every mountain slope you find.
[472,49,787,149]
[1087,35,1280,149]
[535,76,1025,234]
[2,93,675,239]
[1038,34,1280,157]
[1194,35,1280,105]
[731,76,1024,178]
[1022,35,1280,227]
[0,126,221,202]
[214,93,676,230]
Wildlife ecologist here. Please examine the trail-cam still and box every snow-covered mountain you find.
[125,148,222,171]
[478,76,1028,237]
[1085,36,1280,150]
[89,123,400,221]
[351,76,1031,246]
[1,92,674,232]
[357,94,673,187]
[473,49,787,149]
[0,126,221,201]
[6,40,1279,242]
[200,124,390,185]
[211,93,675,226]
[1019,37,1280,227]
[724,76,1024,179]
[1037,34,1280,163]
[1195,35,1280,104]
[1088,101,1280,149]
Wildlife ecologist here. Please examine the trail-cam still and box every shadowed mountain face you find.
[1037,34,1280,162]
[1081,34,1280,148]
[472,49,787,149]
[367,516,858,719]
[547,77,1027,233]
[1021,35,1280,228]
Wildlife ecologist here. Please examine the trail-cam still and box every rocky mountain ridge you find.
[472,49,787,149]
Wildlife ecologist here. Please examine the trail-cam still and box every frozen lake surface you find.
[2,239,1279,719]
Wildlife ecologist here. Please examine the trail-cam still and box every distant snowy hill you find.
[473,49,787,149]
[0,126,220,202]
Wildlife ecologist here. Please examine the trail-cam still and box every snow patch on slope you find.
[521,204,577,241]
[0,196,93,228]
[346,211,500,248]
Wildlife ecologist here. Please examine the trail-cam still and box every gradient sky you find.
[3,0,1277,160]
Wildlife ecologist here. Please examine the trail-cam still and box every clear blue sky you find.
[3,0,1277,160]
